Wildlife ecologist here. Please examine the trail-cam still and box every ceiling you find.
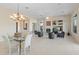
[0,3,79,19]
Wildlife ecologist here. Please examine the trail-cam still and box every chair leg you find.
[17,45,20,55]
[24,46,30,55]
[9,46,11,55]
[24,47,26,55]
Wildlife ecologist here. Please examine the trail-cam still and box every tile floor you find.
[0,35,79,55]
[30,35,79,55]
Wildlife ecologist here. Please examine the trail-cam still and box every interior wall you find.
[63,15,71,34]
[0,6,16,41]
[43,15,71,34]
[28,17,37,32]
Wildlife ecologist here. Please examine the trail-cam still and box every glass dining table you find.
[13,36,25,55]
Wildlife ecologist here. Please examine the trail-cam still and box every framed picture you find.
[52,21,56,25]
[23,20,27,30]
[46,21,51,26]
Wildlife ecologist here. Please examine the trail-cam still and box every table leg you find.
[19,40,21,55]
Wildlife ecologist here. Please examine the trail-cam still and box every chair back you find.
[2,36,10,44]
[24,34,32,48]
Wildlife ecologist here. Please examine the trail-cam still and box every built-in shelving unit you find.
[45,19,63,32]
[52,20,63,31]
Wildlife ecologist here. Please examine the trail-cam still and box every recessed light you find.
[57,3,61,5]
[62,11,64,13]
[40,15,42,16]
[25,6,29,9]
[46,17,49,19]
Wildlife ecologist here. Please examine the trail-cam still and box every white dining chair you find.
[24,34,33,55]
[2,35,12,54]
[2,35,18,55]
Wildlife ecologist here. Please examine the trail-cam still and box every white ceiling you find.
[0,3,79,19]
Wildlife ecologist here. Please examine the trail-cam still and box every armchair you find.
[46,28,51,33]
[57,31,65,38]
[38,31,43,37]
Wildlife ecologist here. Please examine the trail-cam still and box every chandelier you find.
[10,4,25,22]
[10,12,25,22]
[10,3,26,34]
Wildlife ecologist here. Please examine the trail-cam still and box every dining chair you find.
[24,34,33,55]
[2,35,18,55]
[2,35,12,54]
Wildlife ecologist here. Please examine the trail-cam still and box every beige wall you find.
[28,17,37,32]
[0,6,16,41]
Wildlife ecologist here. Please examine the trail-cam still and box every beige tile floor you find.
[0,35,79,55]
[30,36,79,55]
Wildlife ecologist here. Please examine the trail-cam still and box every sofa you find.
[34,30,38,35]
[57,31,65,38]
[46,28,51,33]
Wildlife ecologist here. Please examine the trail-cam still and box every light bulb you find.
[21,15,23,18]
[10,15,15,19]
[46,17,49,19]
[21,15,25,19]
[18,17,22,21]
[13,14,18,18]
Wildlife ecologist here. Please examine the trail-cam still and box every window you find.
[73,14,77,33]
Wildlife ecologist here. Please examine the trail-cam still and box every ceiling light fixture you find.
[57,3,61,5]
[10,3,26,33]
[10,4,25,22]
[25,6,29,9]
[46,17,49,19]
